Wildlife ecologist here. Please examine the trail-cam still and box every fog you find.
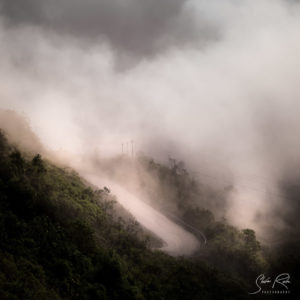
[0,0,300,244]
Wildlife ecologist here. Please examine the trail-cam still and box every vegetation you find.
[0,129,250,299]
[135,157,267,280]
[0,128,298,299]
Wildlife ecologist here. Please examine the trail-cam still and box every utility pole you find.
[131,140,134,158]
[121,140,135,157]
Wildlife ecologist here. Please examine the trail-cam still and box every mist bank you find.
[1,108,300,251]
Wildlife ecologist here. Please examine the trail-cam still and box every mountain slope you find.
[0,129,251,300]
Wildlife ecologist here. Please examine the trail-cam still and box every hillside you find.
[0,129,251,299]
[0,127,299,299]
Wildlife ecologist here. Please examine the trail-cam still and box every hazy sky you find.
[0,0,300,232]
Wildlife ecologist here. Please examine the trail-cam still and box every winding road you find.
[82,172,201,256]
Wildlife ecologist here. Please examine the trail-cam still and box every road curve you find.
[82,172,200,256]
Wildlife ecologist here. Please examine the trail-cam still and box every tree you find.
[32,154,46,173]
[242,229,260,252]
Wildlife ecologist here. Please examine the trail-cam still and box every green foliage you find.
[139,156,268,283]
[0,132,255,299]
[31,154,46,173]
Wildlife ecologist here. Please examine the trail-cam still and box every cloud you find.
[0,0,216,66]
[0,0,300,241]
